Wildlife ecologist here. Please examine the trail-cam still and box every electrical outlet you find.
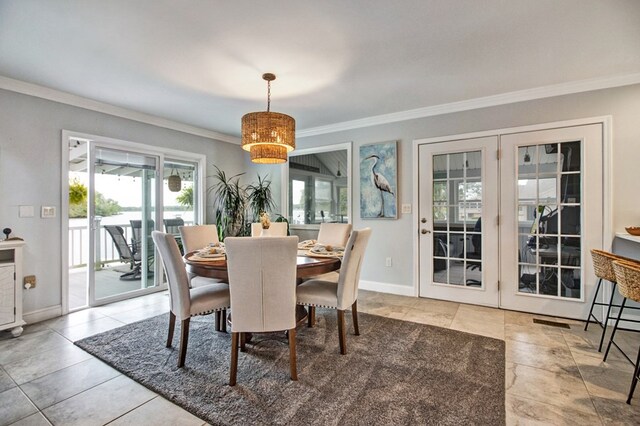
[385,257,392,267]
[24,275,36,289]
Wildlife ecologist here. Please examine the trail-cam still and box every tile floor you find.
[1,290,639,425]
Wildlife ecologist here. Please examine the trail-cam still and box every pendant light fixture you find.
[337,161,342,177]
[241,73,295,164]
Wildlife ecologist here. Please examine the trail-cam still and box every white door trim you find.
[412,116,612,302]
[61,130,207,314]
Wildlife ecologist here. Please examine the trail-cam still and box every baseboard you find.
[23,305,62,324]
[359,280,416,297]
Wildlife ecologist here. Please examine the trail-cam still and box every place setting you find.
[299,239,345,258]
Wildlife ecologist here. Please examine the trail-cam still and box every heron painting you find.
[360,141,397,219]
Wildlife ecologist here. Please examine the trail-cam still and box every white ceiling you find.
[1,0,639,139]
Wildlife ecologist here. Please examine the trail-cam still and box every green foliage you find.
[69,178,88,205]
[176,186,193,208]
[246,174,275,221]
[68,192,122,218]
[208,165,247,239]
[208,167,277,240]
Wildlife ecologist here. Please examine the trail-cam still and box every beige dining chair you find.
[317,223,352,247]
[179,224,223,288]
[152,231,230,368]
[179,224,220,253]
[250,222,288,237]
[296,228,372,355]
[225,235,299,386]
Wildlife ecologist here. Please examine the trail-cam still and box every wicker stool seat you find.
[604,259,640,404]
[585,249,640,351]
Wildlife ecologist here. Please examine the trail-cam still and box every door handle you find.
[421,218,427,223]
[421,229,431,234]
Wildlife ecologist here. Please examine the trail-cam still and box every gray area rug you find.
[76,310,505,425]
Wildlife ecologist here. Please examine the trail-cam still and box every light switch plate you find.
[401,204,412,214]
[19,205,34,218]
[41,206,56,218]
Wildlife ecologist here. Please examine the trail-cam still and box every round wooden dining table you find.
[184,252,341,282]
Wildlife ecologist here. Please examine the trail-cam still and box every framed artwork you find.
[359,140,397,219]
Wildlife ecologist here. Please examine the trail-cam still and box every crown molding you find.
[0,75,240,144]
[297,72,640,138]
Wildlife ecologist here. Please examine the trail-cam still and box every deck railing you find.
[69,219,193,269]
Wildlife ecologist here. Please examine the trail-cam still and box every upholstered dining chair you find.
[317,223,352,248]
[225,236,299,386]
[179,224,220,253]
[152,231,230,368]
[296,228,372,355]
[250,222,288,237]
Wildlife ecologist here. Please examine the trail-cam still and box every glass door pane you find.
[163,159,199,254]
[419,136,499,307]
[90,147,158,303]
[517,142,582,299]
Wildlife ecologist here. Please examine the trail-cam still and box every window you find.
[284,144,350,228]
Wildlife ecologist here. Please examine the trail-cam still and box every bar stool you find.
[604,259,640,404]
[585,249,639,351]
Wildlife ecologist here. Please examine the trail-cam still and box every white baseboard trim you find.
[359,280,416,297]
[23,305,62,324]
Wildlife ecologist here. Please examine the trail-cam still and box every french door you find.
[499,124,602,318]
[418,136,499,307]
[418,123,603,318]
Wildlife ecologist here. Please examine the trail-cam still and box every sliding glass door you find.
[87,145,160,305]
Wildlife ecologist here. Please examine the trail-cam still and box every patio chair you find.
[104,225,141,281]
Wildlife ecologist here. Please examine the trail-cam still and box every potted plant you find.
[208,166,247,240]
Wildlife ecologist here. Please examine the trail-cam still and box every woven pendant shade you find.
[241,73,295,163]
[249,144,288,164]
[168,170,181,192]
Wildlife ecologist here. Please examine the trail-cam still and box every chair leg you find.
[166,311,176,348]
[177,318,190,368]
[230,332,239,386]
[240,332,247,352]
[352,301,360,336]
[215,311,221,332]
[585,278,602,331]
[289,327,298,381]
[604,297,626,362]
[220,309,227,333]
[627,345,640,404]
[337,310,347,355]
[308,306,316,328]
[598,282,618,352]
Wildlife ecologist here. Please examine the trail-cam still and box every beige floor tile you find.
[56,317,125,342]
[506,394,603,425]
[0,367,15,393]
[0,388,37,426]
[108,396,205,426]
[506,339,580,377]
[450,318,505,340]
[456,303,505,323]
[402,308,455,328]
[21,358,120,409]
[591,396,640,425]
[357,300,411,319]
[370,293,419,308]
[411,297,459,315]
[572,350,636,402]
[0,331,71,365]
[42,309,106,332]
[506,362,598,416]
[8,412,52,426]
[505,323,567,348]
[115,302,169,324]
[43,375,156,426]
[3,344,93,385]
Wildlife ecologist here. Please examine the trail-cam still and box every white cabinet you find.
[0,240,25,337]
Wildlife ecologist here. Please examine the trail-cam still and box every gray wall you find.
[0,89,247,314]
[296,84,640,290]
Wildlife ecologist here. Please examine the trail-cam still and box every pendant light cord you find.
[266,80,271,112]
